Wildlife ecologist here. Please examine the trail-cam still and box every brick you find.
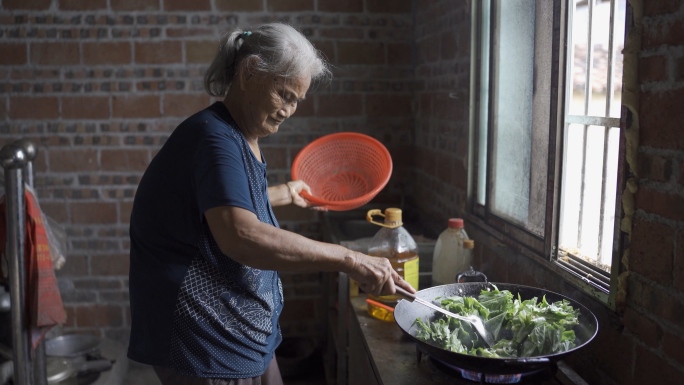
[663,330,684,367]
[673,55,684,83]
[215,0,263,11]
[261,147,287,169]
[55,255,89,277]
[267,0,313,12]
[75,305,124,327]
[71,202,118,224]
[30,43,80,66]
[677,232,684,291]
[9,96,59,119]
[583,321,634,385]
[622,307,662,348]
[317,94,362,117]
[639,55,668,83]
[634,344,684,385]
[635,187,684,222]
[186,40,216,64]
[0,97,7,120]
[292,97,313,117]
[366,94,412,117]
[310,40,334,64]
[417,38,440,63]
[637,152,672,182]
[110,0,159,11]
[634,280,684,330]
[630,218,674,284]
[164,0,210,11]
[40,202,69,223]
[641,89,684,149]
[82,42,132,65]
[388,43,411,66]
[441,31,457,60]
[163,93,209,117]
[134,41,182,64]
[273,204,318,221]
[59,0,107,10]
[319,28,365,40]
[49,149,99,172]
[112,95,161,118]
[318,0,362,12]
[0,43,27,65]
[63,307,76,328]
[644,0,684,16]
[367,0,411,13]
[279,299,316,322]
[642,19,684,49]
[338,42,385,65]
[73,279,122,290]
[3,0,51,9]
[120,201,133,224]
[166,28,215,38]
[91,255,130,276]
[100,149,149,172]
[62,96,110,120]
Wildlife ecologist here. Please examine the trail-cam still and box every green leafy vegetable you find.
[412,285,580,358]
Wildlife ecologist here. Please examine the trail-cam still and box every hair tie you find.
[241,31,252,39]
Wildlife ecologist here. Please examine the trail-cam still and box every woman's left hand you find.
[286,180,327,211]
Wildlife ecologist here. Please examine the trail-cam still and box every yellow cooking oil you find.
[365,208,419,321]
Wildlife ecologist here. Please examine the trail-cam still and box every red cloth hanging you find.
[0,187,67,349]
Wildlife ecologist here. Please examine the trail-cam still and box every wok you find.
[393,283,598,375]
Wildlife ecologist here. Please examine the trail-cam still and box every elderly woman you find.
[127,23,414,385]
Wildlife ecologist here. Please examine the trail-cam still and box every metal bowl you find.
[45,334,100,358]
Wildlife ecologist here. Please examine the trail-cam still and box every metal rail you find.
[13,140,47,385]
[0,143,32,385]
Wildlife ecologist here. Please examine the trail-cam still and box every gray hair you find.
[204,23,331,97]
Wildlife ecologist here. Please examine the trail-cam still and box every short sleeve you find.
[194,126,255,217]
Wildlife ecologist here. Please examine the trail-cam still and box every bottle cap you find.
[384,208,403,224]
[464,239,475,249]
[448,218,464,229]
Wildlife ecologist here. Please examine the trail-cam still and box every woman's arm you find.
[205,205,414,296]
[268,180,314,208]
[268,183,293,207]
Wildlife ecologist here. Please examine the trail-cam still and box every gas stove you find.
[415,345,581,385]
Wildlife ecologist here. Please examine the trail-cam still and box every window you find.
[470,0,627,305]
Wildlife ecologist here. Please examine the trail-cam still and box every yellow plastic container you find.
[365,208,419,321]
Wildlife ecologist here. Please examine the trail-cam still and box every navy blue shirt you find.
[128,102,284,378]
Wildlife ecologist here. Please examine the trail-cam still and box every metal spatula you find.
[395,286,495,348]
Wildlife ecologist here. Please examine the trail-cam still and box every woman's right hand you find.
[346,252,416,297]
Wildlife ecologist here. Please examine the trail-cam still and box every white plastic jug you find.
[431,218,471,286]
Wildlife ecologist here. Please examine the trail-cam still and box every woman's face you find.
[241,72,311,138]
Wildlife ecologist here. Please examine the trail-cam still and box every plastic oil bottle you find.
[431,218,471,286]
[365,208,419,321]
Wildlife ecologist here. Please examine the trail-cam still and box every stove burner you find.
[430,357,525,383]
[416,346,557,384]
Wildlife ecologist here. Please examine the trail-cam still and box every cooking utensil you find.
[394,286,494,348]
[45,334,100,358]
[393,283,598,375]
[44,334,113,383]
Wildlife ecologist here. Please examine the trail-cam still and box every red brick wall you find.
[414,1,684,384]
[411,1,471,222]
[0,0,413,342]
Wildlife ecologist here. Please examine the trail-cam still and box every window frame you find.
[467,0,629,308]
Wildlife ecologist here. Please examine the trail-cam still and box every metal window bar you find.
[560,0,620,285]
[576,0,596,251]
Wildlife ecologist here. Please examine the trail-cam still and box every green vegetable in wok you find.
[412,285,580,358]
